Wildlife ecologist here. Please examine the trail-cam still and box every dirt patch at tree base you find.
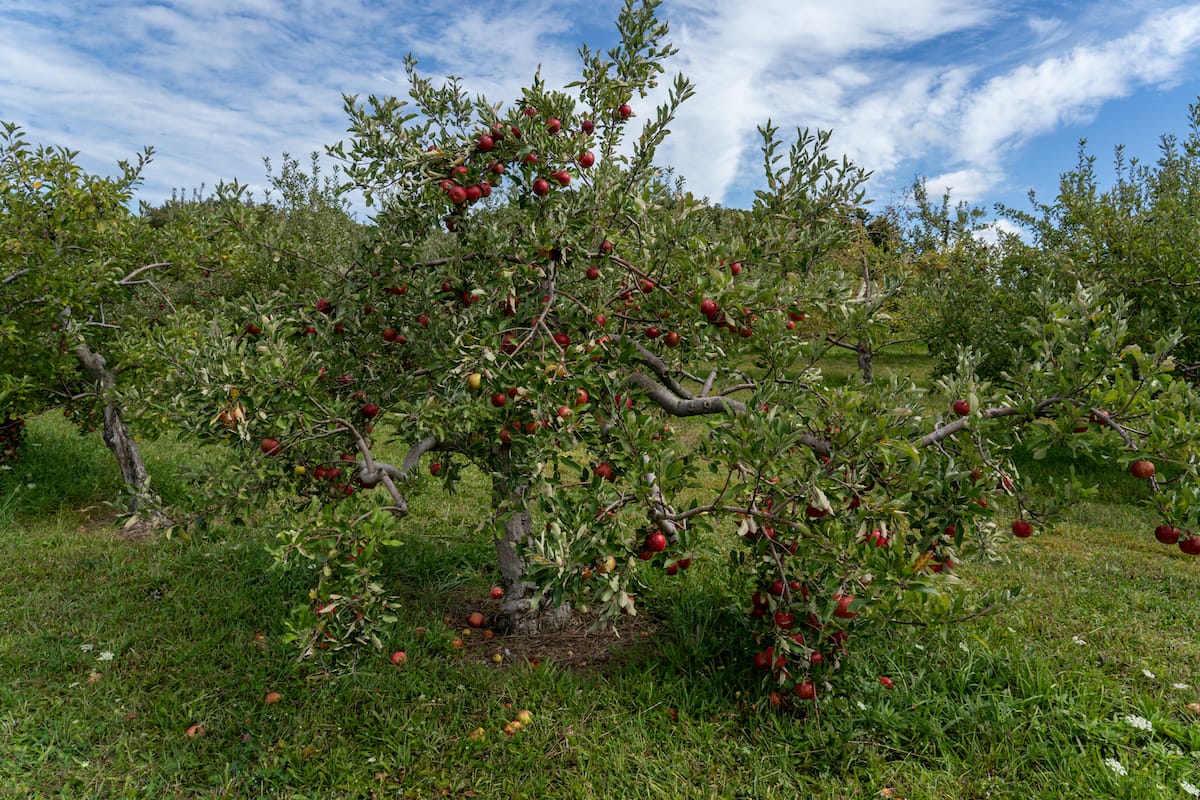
[440,598,660,672]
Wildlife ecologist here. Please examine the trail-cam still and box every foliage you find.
[1001,100,1200,383]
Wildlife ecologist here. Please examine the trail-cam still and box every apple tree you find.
[147,0,1200,699]
[0,122,176,516]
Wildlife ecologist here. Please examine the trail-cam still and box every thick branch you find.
[630,372,746,417]
[116,262,171,285]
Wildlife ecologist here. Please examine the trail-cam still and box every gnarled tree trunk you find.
[491,446,573,634]
[74,339,167,524]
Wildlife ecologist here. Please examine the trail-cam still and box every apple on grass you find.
[390,650,407,665]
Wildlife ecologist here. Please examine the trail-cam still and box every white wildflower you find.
[1072,636,1088,646]
[1104,757,1127,777]
[97,651,115,662]
[1143,669,1156,679]
[1181,780,1200,797]
[958,641,969,653]
[1173,683,1190,690]
[1122,714,1153,732]
[856,701,868,711]
[80,644,95,652]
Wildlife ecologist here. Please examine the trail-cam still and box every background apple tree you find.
[141,0,1200,701]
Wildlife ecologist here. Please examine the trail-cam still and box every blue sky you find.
[3,0,1200,230]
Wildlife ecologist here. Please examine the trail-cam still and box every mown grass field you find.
[3,350,1200,799]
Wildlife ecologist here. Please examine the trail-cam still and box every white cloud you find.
[1,0,1199,217]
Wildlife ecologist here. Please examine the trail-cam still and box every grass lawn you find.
[3,365,1200,798]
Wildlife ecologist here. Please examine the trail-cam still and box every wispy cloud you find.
[1,0,1198,214]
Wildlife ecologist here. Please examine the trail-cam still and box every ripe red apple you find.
[417,313,430,328]
[574,389,589,406]
[264,691,281,704]
[794,680,816,700]
[491,392,507,408]
[553,332,571,348]
[729,261,742,276]
[390,650,407,665]
[1130,459,1156,479]
[645,326,660,339]
[645,531,667,552]
[700,298,719,320]
[664,331,681,348]
[490,586,504,599]
[586,267,600,280]
[447,185,468,205]
[593,461,614,481]
[464,184,483,203]
[832,594,857,619]
[753,648,773,670]
[382,327,398,342]
[545,117,561,133]
[244,321,261,335]
[477,134,494,152]
[879,676,894,690]
[429,462,442,476]
[260,438,282,456]
[532,178,550,196]
[1180,536,1200,556]
[617,103,632,119]
[552,170,571,186]
[773,611,795,629]
[1011,519,1033,538]
[952,399,970,416]
[1154,524,1181,544]
[599,240,613,255]
[361,403,380,419]
[315,298,333,314]
[467,612,485,628]
[578,150,595,168]
[556,405,571,419]
[581,119,595,134]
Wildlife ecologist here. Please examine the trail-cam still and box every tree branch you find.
[630,371,746,417]
[2,269,30,285]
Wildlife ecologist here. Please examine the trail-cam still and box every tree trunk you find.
[74,340,167,523]
[492,447,573,634]
[857,345,873,383]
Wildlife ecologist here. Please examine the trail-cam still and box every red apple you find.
[429,462,442,476]
[581,119,595,134]
[545,117,561,133]
[1155,524,1181,544]
[617,103,632,119]
[664,331,681,348]
[952,399,970,416]
[645,326,660,339]
[490,586,505,599]
[1180,536,1200,555]
[586,267,600,280]
[578,151,595,168]
[599,240,613,255]
[389,651,407,665]
[552,170,571,186]
[447,185,468,205]
[491,392,507,408]
[1130,459,1156,479]
[729,261,742,276]
[794,679,816,700]
[553,332,571,348]
[593,462,614,481]
[382,327,398,342]
[361,403,380,419]
[260,438,281,456]
[477,134,494,152]
[1011,519,1033,538]
[645,531,668,552]
[700,298,719,320]
[833,594,857,619]
[532,177,550,196]
[879,676,894,690]
[244,321,261,335]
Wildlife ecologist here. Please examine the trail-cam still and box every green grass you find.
[3,371,1200,798]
